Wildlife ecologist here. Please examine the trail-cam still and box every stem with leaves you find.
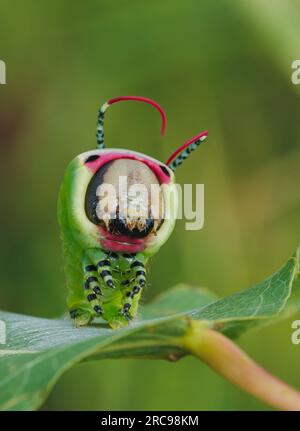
[181,320,300,411]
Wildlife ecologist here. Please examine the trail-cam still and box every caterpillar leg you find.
[69,308,92,327]
[120,256,146,319]
[96,256,115,289]
[69,259,104,327]
[131,258,146,288]
[83,263,103,316]
[119,285,141,320]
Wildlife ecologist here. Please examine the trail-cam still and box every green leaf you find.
[0,247,299,410]
[140,283,218,319]
[190,247,300,337]
[0,312,190,411]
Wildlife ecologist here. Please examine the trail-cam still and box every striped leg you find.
[83,264,103,316]
[131,259,146,287]
[96,257,115,289]
[120,284,143,320]
[69,262,103,325]
[120,258,146,318]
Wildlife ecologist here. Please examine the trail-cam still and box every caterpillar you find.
[58,96,208,328]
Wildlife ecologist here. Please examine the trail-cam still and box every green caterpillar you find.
[58,96,208,328]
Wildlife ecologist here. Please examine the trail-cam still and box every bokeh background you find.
[0,0,300,410]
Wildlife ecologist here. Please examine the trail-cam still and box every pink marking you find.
[85,151,171,184]
[99,227,145,253]
[107,96,167,135]
[166,130,208,166]
[99,227,144,244]
[101,238,145,253]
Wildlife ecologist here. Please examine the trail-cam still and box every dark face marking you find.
[85,161,112,225]
[160,164,170,177]
[110,217,154,239]
[85,154,100,163]
[85,159,164,237]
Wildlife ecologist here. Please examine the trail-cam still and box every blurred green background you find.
[0,0,300,410]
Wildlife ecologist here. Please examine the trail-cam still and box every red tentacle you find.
[166,130,208,166]
[107,96,167,135]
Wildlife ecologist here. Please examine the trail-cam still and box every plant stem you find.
[182,320,300,411]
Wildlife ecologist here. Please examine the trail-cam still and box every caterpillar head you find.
[59,96,207,257]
